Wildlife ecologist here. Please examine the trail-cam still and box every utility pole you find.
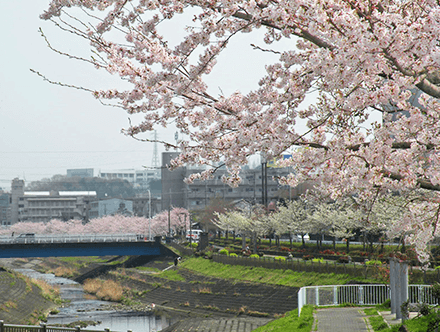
[168,189,171,238]
[261,160,268,208]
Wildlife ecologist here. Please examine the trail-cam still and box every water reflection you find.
[15,268,177,332]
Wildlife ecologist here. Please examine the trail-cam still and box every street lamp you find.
[147,189,151,241]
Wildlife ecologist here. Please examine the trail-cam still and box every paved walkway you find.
[315,307,371,332]
[315,307,417,331]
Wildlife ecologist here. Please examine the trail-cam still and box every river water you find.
[15,268,179,332]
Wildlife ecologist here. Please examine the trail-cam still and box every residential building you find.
[98,168,160,191]
[67,168,94,178]
[0,190,10,226]
[10,178,96,223]
[89,198,133,219]
[160,152,313,211]
[127,194,160,218]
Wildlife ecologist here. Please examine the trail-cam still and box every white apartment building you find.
[98,169,160,190]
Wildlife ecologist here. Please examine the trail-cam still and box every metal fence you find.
[0,321,117,332]
[0,234,148,245]
[298,284,437,316]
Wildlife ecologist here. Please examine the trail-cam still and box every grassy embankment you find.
[178,257,379,286]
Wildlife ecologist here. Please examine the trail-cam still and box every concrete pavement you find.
[315,307,417,331]
[315,307,371,332]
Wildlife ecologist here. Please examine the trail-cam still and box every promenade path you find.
[315,307,415,332]
[315,307,370,332]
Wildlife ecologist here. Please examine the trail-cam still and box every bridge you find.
[0,234,173,258]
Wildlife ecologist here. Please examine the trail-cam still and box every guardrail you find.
[297,284,437,316]
[0,321,120,332]
[0,234,150,245]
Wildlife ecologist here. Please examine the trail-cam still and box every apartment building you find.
[0,190,10,226]
[10,178,96,223]
[98,168,160,190]
[89,198,133,219]
[160,152,309,211]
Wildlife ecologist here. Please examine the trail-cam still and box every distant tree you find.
[309,199,360,252]
[269,199,311,248]
[215,210,266,252]
[0,208,189,238]
[194,197,235,237]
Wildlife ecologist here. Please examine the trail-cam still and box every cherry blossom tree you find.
[309,199,360,252]
[268,199,311,247]
[149,207,190,237]
[39,1,440,262]
[0,208,189,239]
[215,210,266,251]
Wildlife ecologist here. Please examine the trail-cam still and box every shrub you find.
[338,256,350,264]
[250,254,260,258]
[302,254,314,261]
[365,260,382,266]
[84,279,123,302]
[229,253,238,257]
[418,303,431,316]
[218,248,229,255]
[274,256,286,261]
[432,282,440,301]
[312,258,324,263]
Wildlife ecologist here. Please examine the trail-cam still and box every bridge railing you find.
[0,321,119,332]
[0,234,150,244]
[297,284,437,316]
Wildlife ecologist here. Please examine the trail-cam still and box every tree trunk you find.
[252,232,257,254]
[333,236,336,250]
[242,234,246,250]
[401,237,406,253]
[346,238,350,253]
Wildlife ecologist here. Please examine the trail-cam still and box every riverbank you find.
[0,259,60,324]
[0,256,297,330]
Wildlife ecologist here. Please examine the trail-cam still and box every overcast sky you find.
[1,1,311,191]
[0,1,167,190]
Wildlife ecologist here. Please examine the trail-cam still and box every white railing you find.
[0,233,150,244]
[298,284,437,316]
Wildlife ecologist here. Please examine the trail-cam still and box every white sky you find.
[0,1,305,191]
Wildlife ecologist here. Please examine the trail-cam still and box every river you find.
[15,268,179,332]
